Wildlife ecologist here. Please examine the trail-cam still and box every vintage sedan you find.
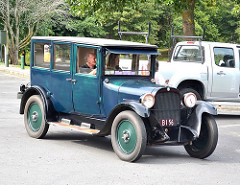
[18,36,218,162]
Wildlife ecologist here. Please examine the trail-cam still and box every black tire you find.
[24,95,49,139]
[111,110,147,162]
[184,114,218,159]
[180,88,202,100]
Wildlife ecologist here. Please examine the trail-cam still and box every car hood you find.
[119,79,160,95]
[102,78,164,116]
[104,78,162,102]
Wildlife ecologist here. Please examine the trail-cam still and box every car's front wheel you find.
[184,114,218,159]
[24,95,49,139]
[111,110,147,162]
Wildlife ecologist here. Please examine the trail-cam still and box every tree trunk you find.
[182,0,195,36]
[9,45,19,65]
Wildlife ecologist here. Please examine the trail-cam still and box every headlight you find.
[183,93,197,108]
[141,94,155,108]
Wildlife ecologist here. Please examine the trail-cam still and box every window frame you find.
[52,42,72,73]
[32,41,52,70]
[173,45,205,63]
[213,47,235,68]
[103,48,159,77]
[74,44,100,77]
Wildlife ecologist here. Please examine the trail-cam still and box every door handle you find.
[217,71,226,75]
[72,79,77,84]
[66,78,77,84]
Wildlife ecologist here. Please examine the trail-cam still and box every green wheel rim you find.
[27,102,42,132]
[116,120,137,154]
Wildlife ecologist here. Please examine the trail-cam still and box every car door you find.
[50,42,74,113]
[211,46,239,100]
[72,45,101,115]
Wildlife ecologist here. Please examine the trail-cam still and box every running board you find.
[48,122,100,135]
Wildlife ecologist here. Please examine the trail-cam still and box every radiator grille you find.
[151,90,180,126]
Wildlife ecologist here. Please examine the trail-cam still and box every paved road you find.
[0,72,240,185]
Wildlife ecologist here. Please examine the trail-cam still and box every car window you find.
[214,47,235,68]
[173,45,204,62]
[53,44,71,71]
[104,53,152,76]
[33,43,51,68]
[76,46,97,75]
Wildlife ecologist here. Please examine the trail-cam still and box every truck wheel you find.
[184,114,218,159]
[180,88,202,100]
[24,95,49,139]
[111,110,147,162]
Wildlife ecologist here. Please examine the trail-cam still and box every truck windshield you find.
[104,53,152,76]
[173,45,204,62]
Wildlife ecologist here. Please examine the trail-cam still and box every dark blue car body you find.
[19,36,218,162]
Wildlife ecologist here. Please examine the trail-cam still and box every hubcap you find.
[122,130,130,143]
[31,111,38,122]
[116,120,137,154]
[28,102,42,132]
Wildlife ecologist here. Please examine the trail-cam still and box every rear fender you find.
[19,86,56,121]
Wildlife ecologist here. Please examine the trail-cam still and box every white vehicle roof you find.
[32,36,158,49]
[176,41,240,48]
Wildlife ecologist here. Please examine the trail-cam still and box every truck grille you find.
[151,89,180,126]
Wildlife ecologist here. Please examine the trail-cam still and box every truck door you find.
[211,47,239,99]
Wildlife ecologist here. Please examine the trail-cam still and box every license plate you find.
[159,119,176,127]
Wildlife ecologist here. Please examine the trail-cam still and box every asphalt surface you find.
[0,72,240,185]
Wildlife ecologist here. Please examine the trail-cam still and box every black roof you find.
[32,36,158,49]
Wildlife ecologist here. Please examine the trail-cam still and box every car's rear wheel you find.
[111,110,147,162]
[184,114,218,159]
[24,95,49,138]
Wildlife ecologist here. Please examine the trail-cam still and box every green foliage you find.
[25,51,31,66]
[68,1,174,47]
[68,16,106,37]
[195,0,239,42]
[2,0,240,57]
[68,0,146,16]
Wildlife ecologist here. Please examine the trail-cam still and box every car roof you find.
[32,36,158,49]
[177,41,240,48]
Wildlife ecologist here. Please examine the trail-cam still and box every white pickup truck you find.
[155,41,240,114]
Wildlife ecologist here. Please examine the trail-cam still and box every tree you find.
[68,0,195,35]
[69,0,226,37]
[68,0,173,47]
[68,16,106,38]
[68,0,146,16]
[0,0,68,64]
[162,0,196,36]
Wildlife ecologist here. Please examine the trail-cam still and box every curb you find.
[0,66,30,79]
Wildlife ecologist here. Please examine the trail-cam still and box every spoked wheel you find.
[111,111,147,162]
[24,95,49,138]
[184,114,218,159]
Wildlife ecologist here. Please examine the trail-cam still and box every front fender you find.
[185,101,217,137]
[98,102,149,136]
[122,102,150,118]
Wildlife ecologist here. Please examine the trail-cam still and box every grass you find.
[0,62,30,69]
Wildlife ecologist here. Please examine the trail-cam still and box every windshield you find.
[173,45,204,62]
[104,53,153,76]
